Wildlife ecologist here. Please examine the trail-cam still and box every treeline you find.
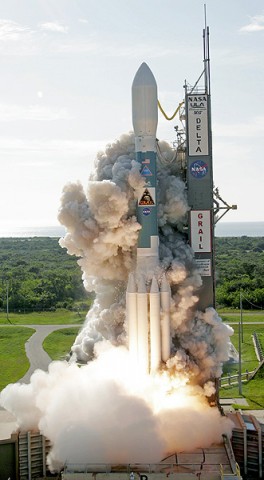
[215,236,264,309]
[0,236,263,312]
[0,237,88,312]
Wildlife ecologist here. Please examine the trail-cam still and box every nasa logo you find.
[143,207,151,216]
[190,160,208,178]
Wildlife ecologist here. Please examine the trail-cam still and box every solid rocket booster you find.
[126,63,171,374]
[132,62,159,275]
[126,272,171,374]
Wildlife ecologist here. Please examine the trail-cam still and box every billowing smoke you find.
[58,132,232,383]
[0,132,234,472]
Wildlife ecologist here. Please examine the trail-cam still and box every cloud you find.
[240,15,264,32]
[0,19,33,41]
[0,18,69,55]
[0,18,186,59]
[39,22,68,34]
[0,18,38,55]
[0,104,72,122]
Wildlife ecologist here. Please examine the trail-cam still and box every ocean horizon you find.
[0,225,66,238]
[0,222,263,238]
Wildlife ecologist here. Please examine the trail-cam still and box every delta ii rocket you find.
[126,63,171,375]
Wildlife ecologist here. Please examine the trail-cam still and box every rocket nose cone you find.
[160,275,170,293]
[132,62,157,89]
[137,275,147,293]
[127,273,136,293]
[132,62,158,136]
[150,276,159,294]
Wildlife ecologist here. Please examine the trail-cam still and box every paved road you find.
[0,324,80,384]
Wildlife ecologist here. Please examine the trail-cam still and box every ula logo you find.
[190,160,208,178]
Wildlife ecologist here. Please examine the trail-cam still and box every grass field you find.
[0,326,35,390]
[219,322,264,408]
[219,372,264,409]
[43,327,79,361]
[0,309,86,325]
[222,325,263,374]
[219,312,264,324]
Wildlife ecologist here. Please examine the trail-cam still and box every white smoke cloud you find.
[0,347,233,472]
[59,131,233,386]
[0,132,234,471]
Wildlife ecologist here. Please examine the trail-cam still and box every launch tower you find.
[185,25,215,310]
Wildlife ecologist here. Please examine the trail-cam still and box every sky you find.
[0,0,263,228]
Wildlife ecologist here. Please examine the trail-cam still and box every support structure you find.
[185,26,215,310]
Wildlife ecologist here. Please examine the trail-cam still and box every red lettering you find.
[198,221,203,226]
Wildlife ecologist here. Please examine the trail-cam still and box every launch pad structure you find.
[184,24,215,311]
[171,26,236,312]
[4,411,264,479]
[158,26,236,312]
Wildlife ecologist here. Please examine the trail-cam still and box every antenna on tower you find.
[203,4,211,95]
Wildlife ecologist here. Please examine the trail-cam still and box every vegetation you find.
[215,236,264,309]
[220,323,264,408]
[223,324,263,373]
[219,375,264,410]
[0,325,80,390]
[219,313,264,323]
[0,309,86,325]
[0,236,263,312]
[0,236,263,313]
[0,237,91,312]
[0,326,35,390]
[43,327,79,360]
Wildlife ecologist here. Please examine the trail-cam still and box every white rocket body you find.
[126,63,171,374]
